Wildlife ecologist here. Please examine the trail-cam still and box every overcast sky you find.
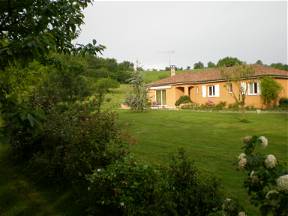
[77,1,287,69]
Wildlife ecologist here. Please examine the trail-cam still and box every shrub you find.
[181,103,200,110]
[86,156,166,215]
[237,136,288,216]
[228,103,239,110]
[260,77,282,106]
[166,149,223,216]
[279,98,288,108]
[29,104,128,183]
[87,149,223,216]
[175,95,192,106]
[215,101,227,110]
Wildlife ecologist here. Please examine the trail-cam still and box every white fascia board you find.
[150,85,171,90]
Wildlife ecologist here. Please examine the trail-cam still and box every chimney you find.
[170,65,176,76]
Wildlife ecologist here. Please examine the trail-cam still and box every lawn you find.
[118,110,288,215]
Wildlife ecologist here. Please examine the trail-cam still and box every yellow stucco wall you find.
[148,78,288,108]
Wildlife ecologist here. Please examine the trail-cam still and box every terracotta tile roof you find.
[148,65,288,87]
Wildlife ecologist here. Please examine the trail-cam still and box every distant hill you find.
[141,69,203,83]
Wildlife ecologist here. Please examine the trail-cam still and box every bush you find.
[260,77,282,106]
[237,136,288,216]
[279,98,288,108]
[29,104,128,183]
[228,103,239,110]
[215,101,227,110]
[181,103,200,110]
[175,95,192,106]
[87,149,223,216]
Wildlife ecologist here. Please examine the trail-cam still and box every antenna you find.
[157,50,175,67]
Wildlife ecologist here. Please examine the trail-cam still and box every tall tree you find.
[125,71,148,112]
[0,0,104,69]
[255,59,263,65]
[217,57,242,67]
[193,61,204,69]
[207,61,216,68]
[221,64,255,117]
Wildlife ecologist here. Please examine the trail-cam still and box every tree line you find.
[191,57,288,70]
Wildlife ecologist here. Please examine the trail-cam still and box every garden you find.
[0,1,287,215]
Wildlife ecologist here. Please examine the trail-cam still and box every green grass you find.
[141,69,208,83]
[102,84,131,110]
[118,110,288,214]
[0,136,82,215]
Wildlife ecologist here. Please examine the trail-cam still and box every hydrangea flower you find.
[264,154,277,169]
[243,136,252,144]
[238,212,246,216]
[238,158,247,169]
[265,190,279,199]
[258,136,268,148]
[276,175,288,191]
[238,153,246,160]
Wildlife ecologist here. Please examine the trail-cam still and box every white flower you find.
[243,136,252,144]
[225,198,231,202]
[238,212,246,216]
[264,154,277,169]
[238,158,247,169]
[265,190,279,199]
[258,136,268,148]
[250,170,255,177]
[87,187,91,191]
[238,153,246,160]
[97,168,101,172]
[276,175,288,191]
[120,202,125,207]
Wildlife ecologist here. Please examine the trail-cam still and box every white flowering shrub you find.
[237,135,288,216]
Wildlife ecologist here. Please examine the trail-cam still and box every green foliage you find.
[256,60,263,65]
[85,57,134,83]
[237,136,288,216]
[93,78,120,112]
[86,156,166,215]
[194,61,204,69]
[217,57,242,67]
[166,149,223,216]
[270,63,288,71]
[180,101,226,111]
[260,77,282,106]
[208,61,216,68]
[279,98,288,108]
[30,105,127,182]
[0,0,105,69]
[175,95,192,106]
[87,149,223,216]
[221,64,255,114]
[125,71,148,112]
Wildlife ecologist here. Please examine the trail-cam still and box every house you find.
[147,65,288,109]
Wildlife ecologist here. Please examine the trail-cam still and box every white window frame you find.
[208,85,216,97]
[155,89,167,106]
[248,82,260,96]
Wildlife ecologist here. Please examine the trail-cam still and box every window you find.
[208,85,216,97]
[207,85,220,97]
[248,82,259,95]
[156,90,166,105]
[196,87,199,94]
[227,83,233,93]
